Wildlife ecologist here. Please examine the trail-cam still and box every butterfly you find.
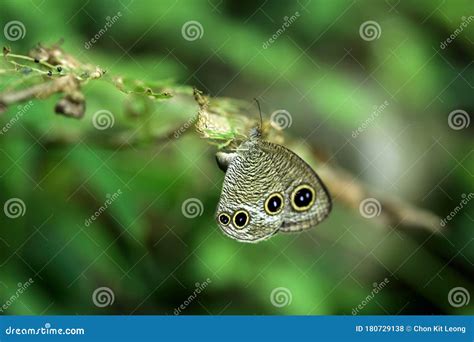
[215,123,332,243]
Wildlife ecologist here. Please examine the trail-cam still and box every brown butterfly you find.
[214,106,331,243]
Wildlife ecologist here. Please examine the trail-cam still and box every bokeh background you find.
[0,0,473,315]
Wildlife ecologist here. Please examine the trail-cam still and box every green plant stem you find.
[2,53,57,70]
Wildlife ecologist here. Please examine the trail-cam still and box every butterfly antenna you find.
[254,98,263,130]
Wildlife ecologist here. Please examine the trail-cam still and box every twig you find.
[1,52,58,70]
[315,162,441,233]
[0,45,443,233]
[0,74,78,105]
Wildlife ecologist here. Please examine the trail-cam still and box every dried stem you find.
[315,162,442,233]
[0,45,443,233]
[0,74,78,105]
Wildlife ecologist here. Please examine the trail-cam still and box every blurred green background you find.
[0,0,473,315]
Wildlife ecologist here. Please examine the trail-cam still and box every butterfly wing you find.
[215,138,331,243]
[257,141,332,232]
[215,140,286,242]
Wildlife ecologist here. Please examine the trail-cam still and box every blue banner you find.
[0,316,472,341]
